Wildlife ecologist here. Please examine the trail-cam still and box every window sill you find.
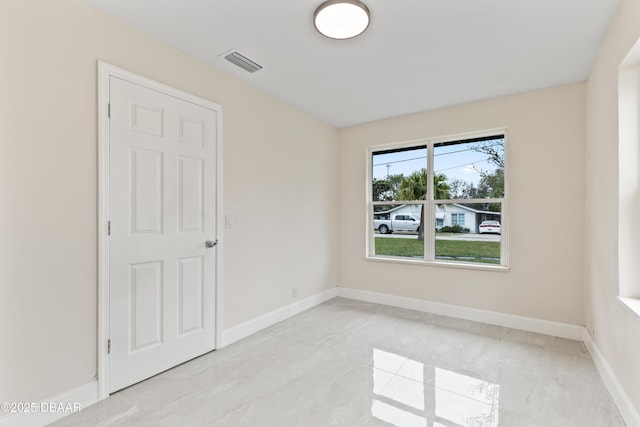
[618,296,640,318]
[366,255,510,272]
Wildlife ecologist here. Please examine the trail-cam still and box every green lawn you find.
[375,237,425,257]
[374,237,500,264]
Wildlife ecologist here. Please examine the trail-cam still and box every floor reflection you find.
[372,399,427,427]
[435,368,499,426]
[371,348,500,427]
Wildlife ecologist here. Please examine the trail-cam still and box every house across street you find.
[374,203,501,234]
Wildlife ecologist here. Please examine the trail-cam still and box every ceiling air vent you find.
[223,51,263,73]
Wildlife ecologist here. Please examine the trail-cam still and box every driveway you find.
[436,233,500,242]
[375,232,500,242]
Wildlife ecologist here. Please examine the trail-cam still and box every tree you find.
[372,173,405,202]
[477,169,504,212]
[471,139,504,198]
[435,139,505,213]
[434,173,452,200]
[449,178,480,199]
[398,169,450,240]
[448,178,465,199]
[398,170,427,240]
[372,178,392,202]
[472,140,504,169]
[478,168,504,199]
[373,174,406,214]
[387,173,404,199]
[398,170,427,200]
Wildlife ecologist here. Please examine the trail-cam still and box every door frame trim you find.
[97,62,224,400]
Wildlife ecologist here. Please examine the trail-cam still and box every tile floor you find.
[52,298,624,426]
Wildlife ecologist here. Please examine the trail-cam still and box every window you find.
[451,213,465,226]
[368,131,507,267]
[618,38,640,314]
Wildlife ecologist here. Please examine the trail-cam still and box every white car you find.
[373,214,420,234]
[479,220,501,234]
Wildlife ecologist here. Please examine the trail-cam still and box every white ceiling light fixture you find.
[314,0,370,40]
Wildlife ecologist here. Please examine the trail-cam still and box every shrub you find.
[439,225,470,233]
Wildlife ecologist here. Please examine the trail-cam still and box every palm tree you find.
[398,170,427,200]
[398,169,450,240]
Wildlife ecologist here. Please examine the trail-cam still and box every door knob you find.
[205,240,218,248]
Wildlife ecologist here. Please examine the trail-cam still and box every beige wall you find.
[4,0,638,417]
[0,0,337,403]
[585,0,640,413]
[338,83,586,324]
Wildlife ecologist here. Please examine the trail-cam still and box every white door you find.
[108,76,218,393]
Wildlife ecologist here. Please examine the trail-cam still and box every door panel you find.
[179,117,204,146]
[109,76,217,393]
[178,256,204,336]
[178,157,204,232]
[130,149,163,234]
[129,261,163,351]
[131,103,164,137]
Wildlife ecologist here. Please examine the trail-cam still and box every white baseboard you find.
[336,287,584,340]
[0,380,98,427]
[220,287,338,347]
[0,288,336,426]
[583,330,640,427]
[337,287,640,425]
[5,289,638,427]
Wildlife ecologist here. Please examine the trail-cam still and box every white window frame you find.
[618,37,640,316]
[366,129,509,270]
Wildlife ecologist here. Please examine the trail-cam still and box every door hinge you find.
[108,220,111,236]
[107,339,111,354]
[107,103,111,118]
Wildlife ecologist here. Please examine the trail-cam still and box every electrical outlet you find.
[292,287,298,298]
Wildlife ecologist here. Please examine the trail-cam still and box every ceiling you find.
[85,0,619,128]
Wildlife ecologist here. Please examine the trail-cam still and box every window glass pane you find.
[433,136,504,200]
[372,146,427,203]
[373,203,425,259]
[435,202,502,265]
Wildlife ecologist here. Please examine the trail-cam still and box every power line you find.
[434,141,503,157]
[434,158,493,173]
[373,141,503,167]
[372,155,425,167]
[374,157,494,174]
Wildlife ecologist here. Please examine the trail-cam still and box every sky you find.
[372,138,503,187]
